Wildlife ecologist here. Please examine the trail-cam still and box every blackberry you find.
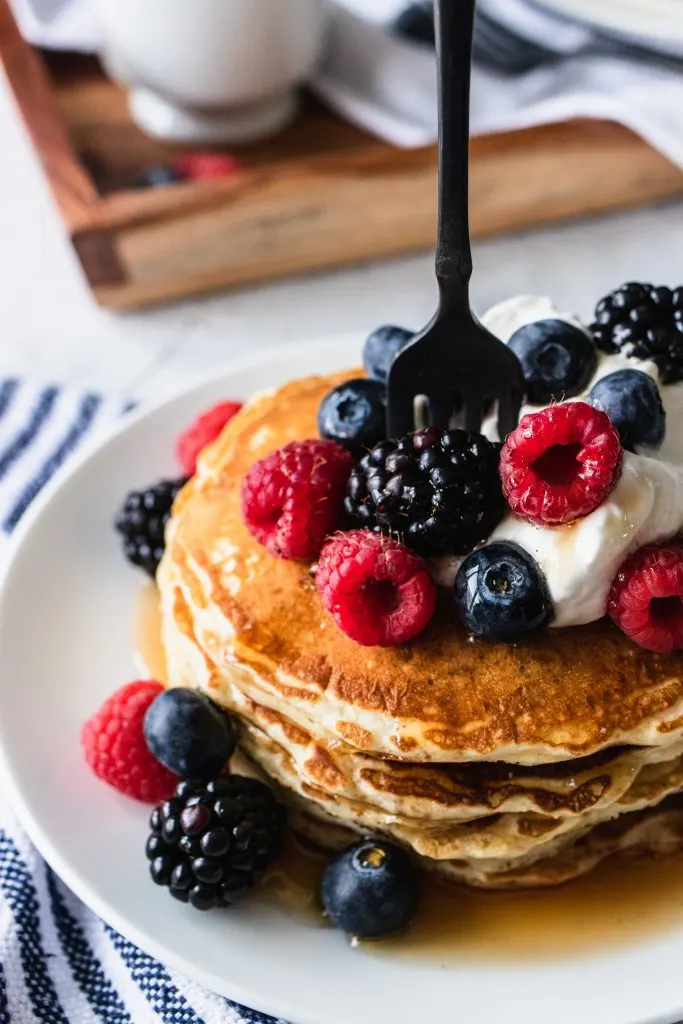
[590,282,683,384]
[146,776,286,911]
[114,477,187,578]
[344,427,505,557]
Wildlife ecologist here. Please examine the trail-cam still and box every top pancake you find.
[163,371,683,765]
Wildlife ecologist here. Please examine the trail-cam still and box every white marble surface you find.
[0,64,682,405]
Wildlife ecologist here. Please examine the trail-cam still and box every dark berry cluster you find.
[147,776,286,911]
[345,427,505,557]
[114,477,187,578]
[590,282,683,384]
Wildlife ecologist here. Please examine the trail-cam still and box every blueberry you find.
[392,3,435,46]
[318,379,386,455]
[362,325,414,382]
[144,688,236,779]
[588,369,665,452]
[321,839,418,938]
[508,319,597,405]
[454,541,553,641]
[136,165,183,189]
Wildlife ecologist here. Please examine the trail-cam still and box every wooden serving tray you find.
[1,0,683,310]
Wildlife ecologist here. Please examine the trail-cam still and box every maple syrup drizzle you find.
[134,583,683,961]
[133,582,168,682]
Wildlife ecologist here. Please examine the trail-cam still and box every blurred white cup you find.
[91,0,329,144]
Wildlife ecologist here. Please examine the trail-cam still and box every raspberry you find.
[499,402,622,525]
[176,400,243,476]
[174,153,243,180]
[242,439,353,560]
[81,682,178,803]
[608,545,683,653]
[316,529,436,646]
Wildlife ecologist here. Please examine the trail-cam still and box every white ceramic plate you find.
[532,0,683,56]
[1,336,683,1024]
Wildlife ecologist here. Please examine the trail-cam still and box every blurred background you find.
[0,0,682,402]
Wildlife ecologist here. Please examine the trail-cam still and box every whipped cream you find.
[434,295,683,629]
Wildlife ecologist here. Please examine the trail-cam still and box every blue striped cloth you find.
[0,380,286,1024]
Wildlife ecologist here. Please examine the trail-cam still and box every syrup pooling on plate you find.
[133,584,683,961]
[134,582,168,681]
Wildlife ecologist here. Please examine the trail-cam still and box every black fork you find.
[386,0,524,440]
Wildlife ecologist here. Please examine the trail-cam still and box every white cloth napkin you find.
[0,378,287,1024]
[313,0,683,167]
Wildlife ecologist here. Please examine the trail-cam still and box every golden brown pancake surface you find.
[163,372,683,764]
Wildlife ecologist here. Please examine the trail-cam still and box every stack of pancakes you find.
[159,372,683,888]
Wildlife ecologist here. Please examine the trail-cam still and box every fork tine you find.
[427,395,454,432]
[496,386,523,441]
[387,394,417,441]
[463,396,483,434]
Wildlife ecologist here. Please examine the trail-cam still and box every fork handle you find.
[434,0,477,313]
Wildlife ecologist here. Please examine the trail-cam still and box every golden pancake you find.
[289,794,683,889]
[162,372,683,765]
[158,558,683,865]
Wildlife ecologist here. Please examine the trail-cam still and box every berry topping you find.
[176,400,243,476]
[144,688,237,780]
[316,529,436,646]
[454,541,554,641]
[136,165,183,188]
[393,2,435,46]
[345,427,505,556]
[362,325,414,383]
[590,282,683,384]
[146,776,285,910]
[82,682,178,803]
[507,319,598,405]
[318,379,386,456]
[588,369,665,452]
[321,839,419,938]
[608,545,683,653]
[174,153,243,180]
[241,439,353,560]
[500,402,622,526]
[114,477,187,578]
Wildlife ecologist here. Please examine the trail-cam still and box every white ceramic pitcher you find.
[92,0,329,144]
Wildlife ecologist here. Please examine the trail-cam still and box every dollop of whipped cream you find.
[432,295,683,629]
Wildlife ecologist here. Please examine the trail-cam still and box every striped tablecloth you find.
[0,379,284,1024]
